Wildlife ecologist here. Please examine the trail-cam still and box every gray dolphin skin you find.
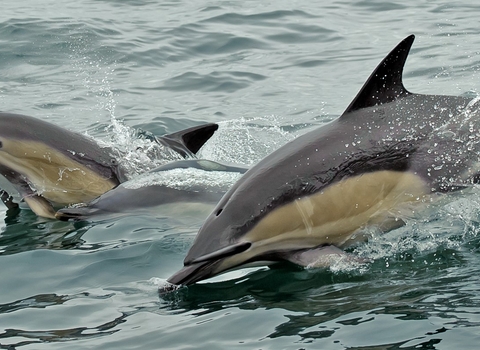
[55,159,247,220]
[0,113,218,218]
[167,35,480,286]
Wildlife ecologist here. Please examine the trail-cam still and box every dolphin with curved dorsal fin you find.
[167,35,478,286]
[0,113,218,218]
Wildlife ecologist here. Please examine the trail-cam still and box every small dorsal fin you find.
[341,35,415,116]
[156,123,219,158]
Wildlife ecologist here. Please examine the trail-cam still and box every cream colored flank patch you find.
[214,170,429,275]
[0,139,116,205]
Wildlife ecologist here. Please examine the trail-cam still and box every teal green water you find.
[2,1,480,349]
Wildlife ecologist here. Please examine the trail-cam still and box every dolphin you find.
[167,34,479,286]
[55,159,247,220]
[0,113,218,218]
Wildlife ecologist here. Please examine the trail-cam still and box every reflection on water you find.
[0,292,126,348]
[0,210,90,255]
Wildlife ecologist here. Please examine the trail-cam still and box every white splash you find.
[149,277,181,293]
[198,115,296,165]
[123,167,243,192]
[100,118,183,178]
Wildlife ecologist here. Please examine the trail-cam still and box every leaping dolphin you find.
[0,113,218,218]
[167,35,479,286]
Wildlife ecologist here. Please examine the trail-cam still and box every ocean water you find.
[2,0,480,349]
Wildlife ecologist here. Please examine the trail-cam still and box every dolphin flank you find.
[55,159,248,220]
[167,35,479,286]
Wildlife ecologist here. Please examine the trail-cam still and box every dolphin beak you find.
[167,260,222,286]
[168,241,253,286]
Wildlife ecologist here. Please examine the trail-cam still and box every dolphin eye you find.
[216,208,223,216]
[0,140,3,148]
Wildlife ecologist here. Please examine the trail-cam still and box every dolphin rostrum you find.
[0,113,218,218]
[167,35,479,286]
[55,159,248,220]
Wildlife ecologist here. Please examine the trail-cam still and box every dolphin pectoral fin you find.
[0,189,20,217]
[156,123,219,158]
[372,216,406,233]
[282,245,370,268]
[0,189,19,210]
[23,195,56,219]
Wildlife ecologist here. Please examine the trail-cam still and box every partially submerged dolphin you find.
[55,159,247,220]
[167,35,478,286]
[0,113,218,218]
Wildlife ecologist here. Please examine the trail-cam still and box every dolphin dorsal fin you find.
[156,123,219,158]
[341,35,415,116]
